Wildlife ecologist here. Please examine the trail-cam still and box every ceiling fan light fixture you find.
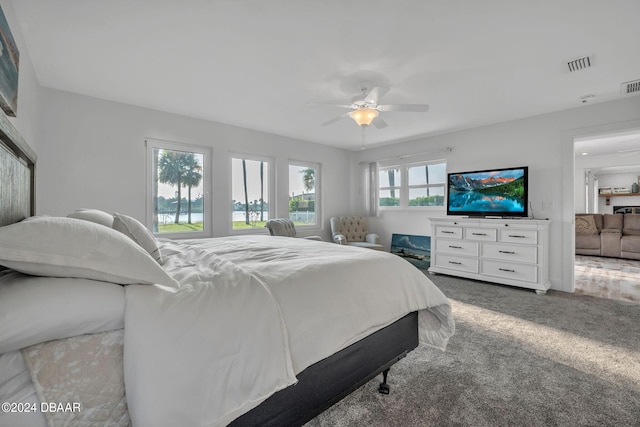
[349,107,379,126]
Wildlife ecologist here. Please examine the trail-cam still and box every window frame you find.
[379,159,447,210]
[145,138,212,239]
[230,152,274,234]
[378,166,402,208]
[288,159,321,230]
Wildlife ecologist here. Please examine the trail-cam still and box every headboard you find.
[0,112,36,227]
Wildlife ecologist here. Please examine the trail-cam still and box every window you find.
[147,139,211,238]
[231,155,272,231]
[379,167,401,207]
[407,162,446,206]
[379,161,446,208]
[289,161,320,227]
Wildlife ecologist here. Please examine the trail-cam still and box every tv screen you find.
[447,166,528,217]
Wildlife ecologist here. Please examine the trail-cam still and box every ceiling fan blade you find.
[306,102,353,109]
[362,86,390,104]
[373,117,388,129]
[378,104,430,112]
[320,112,350,126]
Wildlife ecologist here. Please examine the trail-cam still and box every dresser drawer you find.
[435,226,462,239]
[436,239,479,256]
[481,260,537,283]
[434,254,478,273]
[465,227,497,241]
[482,243,537,263]
[498,229,537,244]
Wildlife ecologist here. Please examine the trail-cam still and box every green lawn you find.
[233,220,267,229]
[158,222,204,232]
[158,220,311,232]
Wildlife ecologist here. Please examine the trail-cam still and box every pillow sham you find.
[112,213,163,264]
[67,208,114,227]
[0,216,178,289]
[0,271,125,354]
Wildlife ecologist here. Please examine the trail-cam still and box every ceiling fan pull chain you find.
[361,126,366,150]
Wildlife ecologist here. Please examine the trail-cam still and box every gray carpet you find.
[306,274,640,427]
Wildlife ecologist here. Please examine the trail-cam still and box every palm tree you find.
[259,161,265,221]
[183,153,202,224]
[301,168,315,193]
[158,150,188,224]
[152,148,160,232]
[242,159,250,225]
[424,164,430,198]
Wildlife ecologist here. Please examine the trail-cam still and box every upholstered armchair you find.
[265,218,322,241]
[329,216,383,250]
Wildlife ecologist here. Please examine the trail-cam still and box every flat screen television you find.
[447,166,528,217]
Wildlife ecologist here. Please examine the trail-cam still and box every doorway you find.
[573,129,640,303]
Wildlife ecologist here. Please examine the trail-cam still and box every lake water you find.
[448,191,524,213]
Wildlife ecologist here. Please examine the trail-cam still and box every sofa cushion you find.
[621,235,640,253]
[575,215,599,235]
[603,214,624,230]
[575,234,601,250]
[623,214,640,235]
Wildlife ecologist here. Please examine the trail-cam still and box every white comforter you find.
[124,236,454,427]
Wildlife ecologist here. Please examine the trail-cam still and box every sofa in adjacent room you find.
[575,213,640,260]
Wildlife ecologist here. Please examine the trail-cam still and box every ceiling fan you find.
[308,81,429,129]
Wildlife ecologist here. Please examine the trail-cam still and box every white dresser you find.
[428,217,551,294]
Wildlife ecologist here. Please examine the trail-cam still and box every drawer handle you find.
[449,245,463,249]
[508,235,527,238]
[499,268,515,272]
[499,250,516,254]
[441,231,455,234]
[448,261,462,265]
[472,232,487,236]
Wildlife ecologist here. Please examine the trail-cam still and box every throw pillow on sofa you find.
[576,216,598,235]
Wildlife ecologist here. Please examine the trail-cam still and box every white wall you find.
[0,0,42,152]
[349,96,640,292]
[36,88,352,241]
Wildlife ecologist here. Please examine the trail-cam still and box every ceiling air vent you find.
[621,79,640,95]
[567,56,592,72]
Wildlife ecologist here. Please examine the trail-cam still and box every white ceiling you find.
[575,131,640,157]
[12,0,640,151]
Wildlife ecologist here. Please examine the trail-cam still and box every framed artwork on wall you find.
[0,5,19,117]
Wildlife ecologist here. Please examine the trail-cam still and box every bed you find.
[0,118,455,427]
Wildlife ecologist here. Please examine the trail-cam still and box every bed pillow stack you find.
[67,208,115,228]
[112,213,163,264]
[0,271,125,353]
[0,216,177,289]
[67,209,163,265]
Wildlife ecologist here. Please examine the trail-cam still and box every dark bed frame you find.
[0,114,419,426]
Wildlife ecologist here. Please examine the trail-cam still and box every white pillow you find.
[112,213,163,264]
[0,271,125,353]
[67,208,114,227]
[0,216,178,289]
